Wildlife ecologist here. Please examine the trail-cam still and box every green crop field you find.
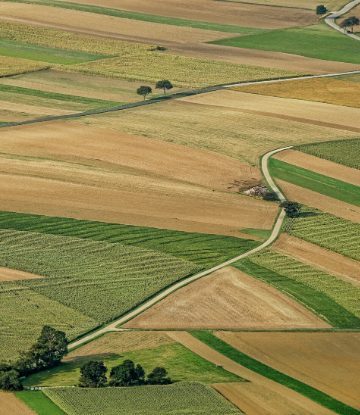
[0,211,260,268]
[212,23,360,64]
[233,258,360,328]
[191,331,360,415]
[249,248,360,321]
[23,342,243,387]
[15,391,67,415]
[268,158,360,206]
[295,138,360,170]
[43,382,242,415]
[288,206,360,261]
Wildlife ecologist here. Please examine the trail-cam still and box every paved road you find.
[325,0,360,40]
[68,146,293,350]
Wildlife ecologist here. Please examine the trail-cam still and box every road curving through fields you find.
[325,0,360,40]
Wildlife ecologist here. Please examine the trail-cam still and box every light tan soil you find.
[180,90,360,131]
[273,149,360,186]
[0,267,43,281]
[0,101,75,118]
[56,0,318,29]
[212,382,313,415]
[276,179,360,224]
[166,331,337,415]
[123,266,330,329]
[271,234,360,287]
[215,331,360,410]
[64,331,175,362]
[0,392,36,415]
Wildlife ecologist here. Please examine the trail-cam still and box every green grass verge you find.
[23,342,243,387]
[233,258,360,328]
[268,158,360,207]
[190,331,360,415]
[335,73,360,83]
[295,138,360,170]
[289,205,360,261]
[211,22,360,64]
[240,228,272,239]
[0,84,124,108]
[0,0,264,34]
[14,391,66,415]
[0,211,260,268]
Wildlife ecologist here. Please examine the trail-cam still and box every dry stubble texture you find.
[0,267,43,281]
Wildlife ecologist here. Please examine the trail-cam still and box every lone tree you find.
[280,201,301,218]
[156,80,173,94]
[79,361,107,388]
[137,86,152,100]
[340,16,359,32]
[147,367,172,385]
[109,360,145,387]
[316,5,327,15]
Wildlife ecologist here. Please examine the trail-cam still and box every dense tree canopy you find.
[137,86,152,100]
[316,5,327,15]
[280,201,301,218]
[79,361,107,388]
[156,80,173,94]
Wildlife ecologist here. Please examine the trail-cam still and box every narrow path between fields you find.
[68,146,292,350]
[325,0,360,40]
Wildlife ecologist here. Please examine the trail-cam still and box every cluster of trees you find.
[340,16,360,33]
[0,326,68,391]
[280,201,301,218]
[79,359,171,388]
[316,5,327,15]
[137,80,173,100]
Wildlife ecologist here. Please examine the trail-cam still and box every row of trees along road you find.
[137,80,173,100]
[79,359,171,388]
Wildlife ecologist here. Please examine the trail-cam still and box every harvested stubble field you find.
[271,234,360,288]
[0,56,49,77]
[221,0,347,9]
[43,382,242,415]
[272,149,360,186]
[65,332,175,362]
[123,266,329,329]
[69,100,359,167]
[276,179,360,223]
[0,101,75,122]
[233,78,360,109]
[0,392,36,415]
[215,331,360,410]
[0,267,43,281]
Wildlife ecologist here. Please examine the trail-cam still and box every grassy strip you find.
[240,228,272,239]
[14,391,67,415]
[211,22,360,64]
[268,158,360,207]
[0,84,124,107]
[190,331,360,415]
[295,138,360,170]
[0,0,264,34]
[233,258,360,328]
[0,211,260,268]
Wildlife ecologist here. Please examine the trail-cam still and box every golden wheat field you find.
[0,56,49,77]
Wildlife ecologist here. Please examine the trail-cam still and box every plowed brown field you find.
[233,78,360,109]
[271,234,360,287]
[64,332,175,362]
[56,0,317,28]
[0,267,43,281]
[0,121,274,235]
[273,149,360,186]
[215,331,360,410]
[276,180,360,223]
[166,331,337,415]
[123,267,330,329]
[212,383,313,415]
[0,392,36,415]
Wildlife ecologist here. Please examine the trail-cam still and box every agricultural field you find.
[42,382,243,415]
[215,332,360,410]
[221,0,348,9]
[0,392,37,415]
[0,56,49,78]
[232,78,360,109]
[123,266,329,329]
[337,4,360,33]
[295,138,360,169]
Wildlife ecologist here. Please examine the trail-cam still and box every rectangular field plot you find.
[0,392,37,415]
[0,56,49,77]
[43,382,243,415]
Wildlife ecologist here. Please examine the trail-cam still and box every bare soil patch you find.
[212,382,312,415]
[271,234,360,287]
[123,266,330,329]
[56,0,318,29]
[0,392,36,415]
[233,78,360,109]
[273,149,360,186]
[0,267,43,281]
[215,331,360,410]
[166,331,337,415]
[64,331,175,362]
[276,179,360,224]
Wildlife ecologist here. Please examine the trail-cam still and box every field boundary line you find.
[68,146,292,350]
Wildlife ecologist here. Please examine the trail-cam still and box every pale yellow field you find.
[232,78,360,109]
[70,100,359,166]
[0,56,49,77]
